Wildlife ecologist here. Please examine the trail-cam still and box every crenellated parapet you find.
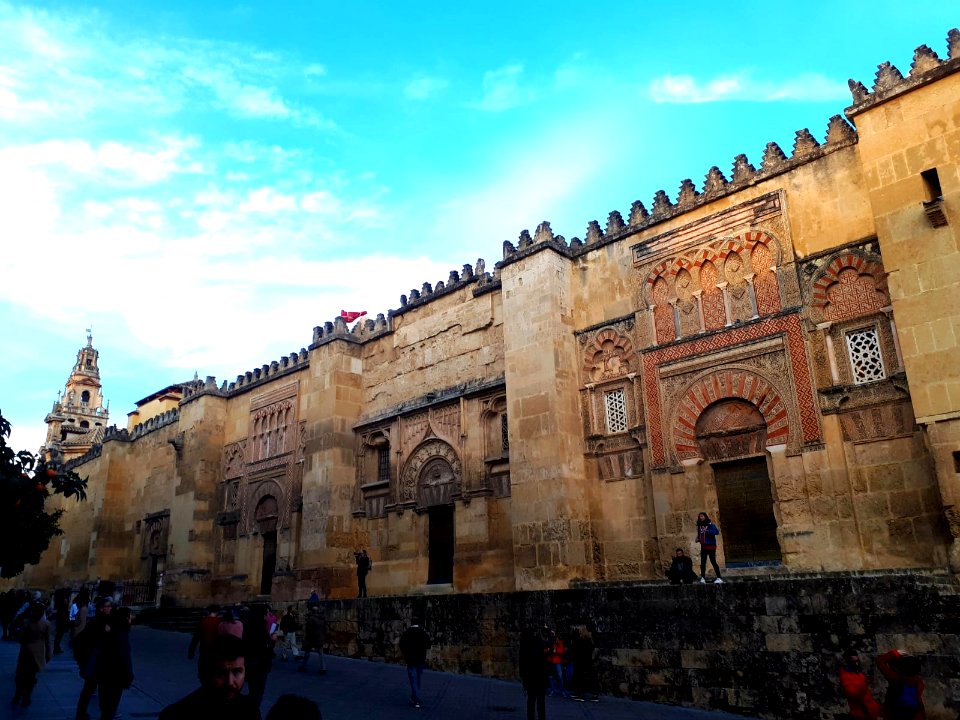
[128,408,181,440]
[390,259,499,315]
[311,313,390,347]
[499,113,857,267]
[63,408,183,469]
[502,222,575,263]
[846,29,960,116]
[220,349,310,395]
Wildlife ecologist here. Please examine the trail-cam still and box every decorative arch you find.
[751,242,782,314]
[582,328,637,382]
[672,368,790,461]
[810,252,888,321]
[651,277,674,344]
[699,260,726,330]
[243,478,286,535]
[399,439,463,506]
[254,495,279,533]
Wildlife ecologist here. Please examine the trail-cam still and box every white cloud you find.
[468,64,535,112]
[240,187,297,214]
[650,72,848,103]
[0,137,201,184]
[404,76,449,100]
[304,63,326,77]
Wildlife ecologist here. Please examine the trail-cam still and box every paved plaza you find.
[0,625,751,719]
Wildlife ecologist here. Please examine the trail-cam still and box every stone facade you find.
[17,31,960,607]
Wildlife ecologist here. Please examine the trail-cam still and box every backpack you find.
[893,683,921,718]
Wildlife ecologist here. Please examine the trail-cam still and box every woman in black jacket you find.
[519,625,551,720]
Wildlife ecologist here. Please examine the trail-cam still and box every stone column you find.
[718,281,732,326]
[744,273,759,318]
[817,322,840,384]
[500,249,594,589]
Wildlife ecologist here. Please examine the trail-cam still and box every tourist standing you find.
[665,548,698,585]
[354,549,372,598]
[839,649,881,719]
[159,634,260,720]
[876,649,925,720]
[242,605,274,712]
[95,606,134,720]
[53,589,71,654]
[569,626,599,702]
[188,605,223,679]
[519,625,550,720]
[298,605,326,674]
[74,595,113,720]
[546,628,567,697]
[70,590,90,644]
[219,608,244,639]
[278,606,301,661]
[12,601,50,706]
[399,621,431,708]
[695,512,724,584]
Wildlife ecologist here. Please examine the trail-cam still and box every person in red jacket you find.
[876,649,925,720]
[839,649,881,719]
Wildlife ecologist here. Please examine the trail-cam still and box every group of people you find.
[664,512,725,585]
[3,559,929,720]
[841,648,926,720]
[6,590,134,718]
[519,624,600,720]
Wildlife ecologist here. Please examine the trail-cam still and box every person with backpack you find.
[876,649,925,720]
[695,512,724,584]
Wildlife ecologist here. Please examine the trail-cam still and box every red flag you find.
[340,310,367,323]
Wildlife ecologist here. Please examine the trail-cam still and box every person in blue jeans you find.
[399,622,431,708]
[695,512,724,583]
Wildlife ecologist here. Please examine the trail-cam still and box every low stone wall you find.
[318,572,960,719]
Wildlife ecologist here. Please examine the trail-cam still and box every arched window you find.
[751,243,781,315]
[79,420,90,428]
[825,268,886,322]
[652,277,675,344]
[699,261,726,330]
[81,390,91,406]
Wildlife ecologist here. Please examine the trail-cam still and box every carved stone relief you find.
[399,439,463,506]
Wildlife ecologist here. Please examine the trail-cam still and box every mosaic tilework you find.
[811,252,888,322]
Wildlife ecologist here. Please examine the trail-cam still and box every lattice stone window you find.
[845,327,886,384]
[604,389,628,433]
[500,414,509,455]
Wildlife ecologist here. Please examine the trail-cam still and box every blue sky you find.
[0,1,956,453]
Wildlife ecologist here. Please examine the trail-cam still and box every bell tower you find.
[43,330,110,462]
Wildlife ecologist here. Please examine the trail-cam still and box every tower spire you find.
[42,332,109,461]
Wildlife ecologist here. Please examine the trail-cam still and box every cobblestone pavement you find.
[0,626,752,719]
